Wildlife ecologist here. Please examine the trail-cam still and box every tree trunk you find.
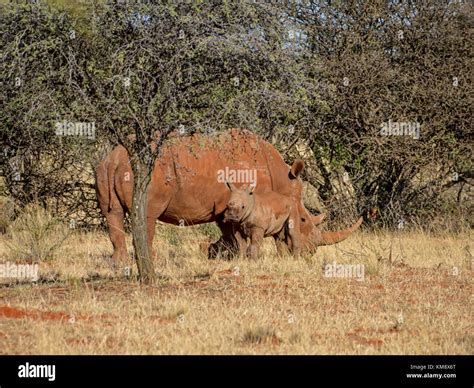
[130,158,156,284]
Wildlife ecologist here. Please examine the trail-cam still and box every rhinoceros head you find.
[287,160,363,253]
[298,209,363,252]
[223,182,256,223]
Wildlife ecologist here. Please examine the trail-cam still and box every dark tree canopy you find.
[0,0,472,233]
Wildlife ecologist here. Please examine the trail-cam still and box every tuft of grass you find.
[242,327,280,345]
[288,332,302,344]
[196,223,221,240]
[0,195,15,233]
[5,203,70,261]
[157,304,188,321]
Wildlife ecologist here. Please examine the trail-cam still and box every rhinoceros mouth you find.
[223,214,240,223]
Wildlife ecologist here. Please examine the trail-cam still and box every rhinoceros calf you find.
[224,182,301,259]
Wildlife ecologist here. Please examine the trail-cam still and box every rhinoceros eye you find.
[301,217,306,222]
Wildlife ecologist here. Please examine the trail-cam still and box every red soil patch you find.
[356,337,384,347]
[182,280,209,289]
[348,327,400,336]
[0,305,79,323]
[0,305,119,328]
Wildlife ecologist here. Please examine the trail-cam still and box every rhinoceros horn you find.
[317,216,363,246]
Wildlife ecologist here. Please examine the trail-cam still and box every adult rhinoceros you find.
[95,128,362,262]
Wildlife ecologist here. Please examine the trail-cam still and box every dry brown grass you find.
[0,224,472,355]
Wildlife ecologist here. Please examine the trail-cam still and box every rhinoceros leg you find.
[274,232,289,256]
[105,208,128,265]
[233,224,248,258]
[287,207,301,257]
[247,227,264,260]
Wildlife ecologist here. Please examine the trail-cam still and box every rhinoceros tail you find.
[95,158,113,215]
[318,216,363,246]
[96,157,117,213]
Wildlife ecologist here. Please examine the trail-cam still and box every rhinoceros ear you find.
[225,181,235,191]
[290,159,304,179]
[312,213,326,226]
[246,183,256,195]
